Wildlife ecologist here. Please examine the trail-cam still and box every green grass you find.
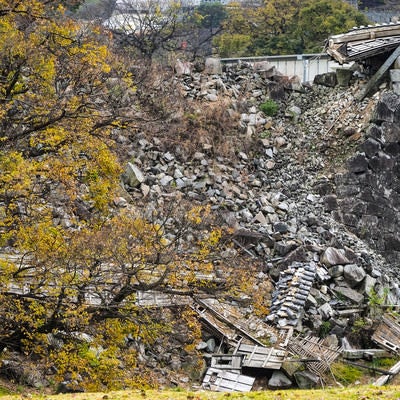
[1,386,400,400]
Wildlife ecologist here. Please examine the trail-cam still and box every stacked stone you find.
[267,262,317,328]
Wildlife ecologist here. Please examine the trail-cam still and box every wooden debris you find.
[136,290,192,307]
[210,355,244,371]
[358,44,400,100]
[288,335,342,376]
[326,23,400,64]
[372,313,400,354]
[193,298,285,347]
[202,368,255,392]
[374,360,400,386]
[233,343,286,370]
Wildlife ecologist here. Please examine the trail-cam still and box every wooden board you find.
[136,290,192,307]
[372,313,400,354]
[202,368,255,392]
[234,343,286,370]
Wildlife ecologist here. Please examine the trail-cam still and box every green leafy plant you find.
[259,99,279,117]
[319,320,332,338]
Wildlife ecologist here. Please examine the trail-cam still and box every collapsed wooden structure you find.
[326,23,400,64]
[372,313,400,355]
[288,336,342,376]
[136,289,400,392]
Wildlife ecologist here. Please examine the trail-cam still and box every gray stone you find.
[268,370,292,389]
[321,247,351,266]
[361,276,376,296]
[329,265,344,278]
[348,153,368,173]
[206,337,216,352]
[333,286,364,304]
[123,162,145,188]
[336,68,353,87]
[313,72,337,87]
[294,370,320,389]
[361,137,381,158]
[174,59,192,76]
[343,264,366,287]
[159,175,173,186]
[318,302,334,320]
[204,57,222,75]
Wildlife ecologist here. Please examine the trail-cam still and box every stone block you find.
[294,370,320,389]
[348,153,368,173]
[343,264,366,287]
[314,72,337,87]
[268,371,292,389]
[336,68,353,87]
[333,286,364,304]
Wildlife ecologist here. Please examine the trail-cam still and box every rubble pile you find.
[117,60,400,388]
[3,58,400,392]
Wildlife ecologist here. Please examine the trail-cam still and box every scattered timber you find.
[358,44,400,100]
[326,23,400,64]
[202,368,255,392]
[374,360,400,386]
[288,335,342,376]
[372,313,400,354]
[344,360,395,376]
[233,343,287,370]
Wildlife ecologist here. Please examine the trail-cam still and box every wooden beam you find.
[344,360,395,375]
[373,360,400,386]
[329,25,400,45]
[357,44,400,100]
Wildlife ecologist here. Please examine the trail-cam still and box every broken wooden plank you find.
[136,290,193,307]
[344,360,395,375]
[202,367,255,392]
[193,298,280,347]
[342,348,391,360]
[372,313,400,354]
[373,360,400,386]
[358,44,400,100]
[234,343,286,370]
[288,335,342,376]
[328,24,400,45]
[211,355,244,371]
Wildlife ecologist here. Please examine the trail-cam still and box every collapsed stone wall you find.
[333,92,400,267]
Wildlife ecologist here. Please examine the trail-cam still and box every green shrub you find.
[319,320,332,338]
[259,99,279,116]
[331,362,363,385]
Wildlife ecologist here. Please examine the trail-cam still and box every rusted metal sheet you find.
[288,336,342,376]
[202,367,255,392]
[372,313,400,354]
[234,343,286,370]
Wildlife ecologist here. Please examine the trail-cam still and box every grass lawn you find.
[1,386,400,400]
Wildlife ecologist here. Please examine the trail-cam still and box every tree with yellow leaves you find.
[0,1,259,391]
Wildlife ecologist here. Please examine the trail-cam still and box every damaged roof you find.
[326,22,400,64]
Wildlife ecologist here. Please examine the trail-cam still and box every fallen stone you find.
[321,247,351,266]
[268,370,292,389]
[294,370,320,389]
